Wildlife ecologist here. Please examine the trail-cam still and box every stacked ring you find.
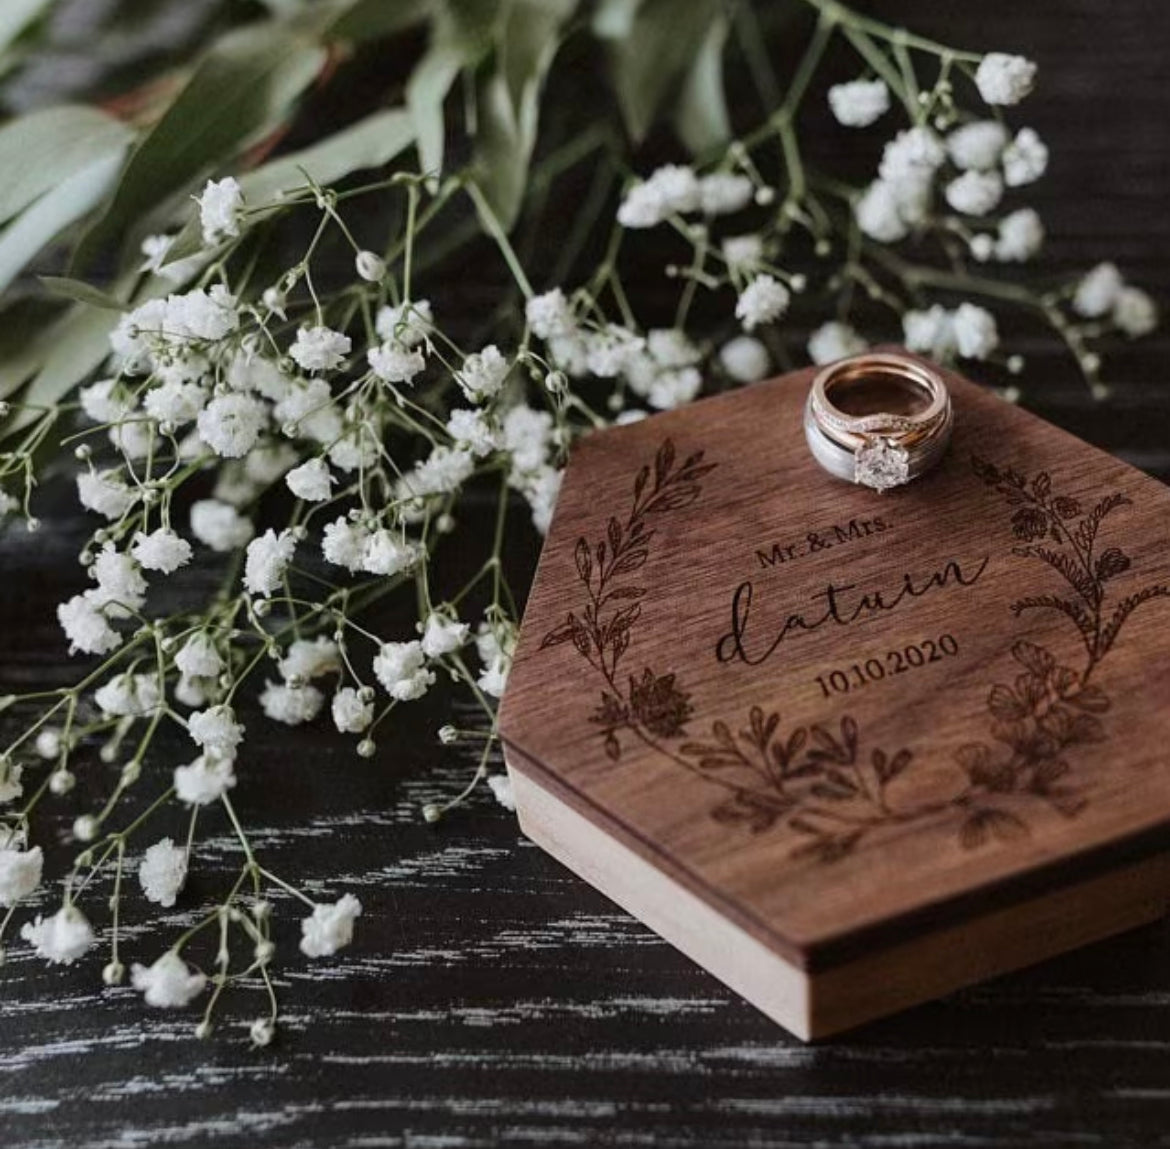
[803,353,953,491]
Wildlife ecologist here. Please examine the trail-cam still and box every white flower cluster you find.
[617,164,762,229]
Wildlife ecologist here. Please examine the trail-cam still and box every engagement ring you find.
[803,352,953,491]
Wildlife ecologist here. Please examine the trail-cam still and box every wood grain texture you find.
[2,0,1170,1146]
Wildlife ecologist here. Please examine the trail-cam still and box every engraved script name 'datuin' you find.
[540,438,1168,862]
[714,557,991,667]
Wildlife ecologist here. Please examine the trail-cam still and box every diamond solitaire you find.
[854,437,910,490]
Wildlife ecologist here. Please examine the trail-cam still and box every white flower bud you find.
[422,803,443,824]
[355,250,387,282]
[438,725,458,745]
[103,960,125,986]
[73,815,98,842]
[195,1020,213,1039]
[250,1017,276,1047]
[356,738,376,758]
[254,939,276,963]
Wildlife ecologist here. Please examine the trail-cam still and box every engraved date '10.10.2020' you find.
[539,439,1169,864]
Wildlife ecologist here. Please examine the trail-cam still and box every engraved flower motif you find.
[1010,505,1048,540]
[628,670,693,738]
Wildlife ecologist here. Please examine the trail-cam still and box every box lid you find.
[499,359,1170,971]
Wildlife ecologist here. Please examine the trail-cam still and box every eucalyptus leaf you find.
[39,275,127,312]
[471,0,574,229]
[0,105,133,226]
[74,21,328,268]
[0,150,125,294]
[601,0,722,143]
[0,273,166,439]
[326,0,432,42]
[674,11,731,155]
[0,0,55,53]
[407,43,466,178]
[164,107,418,265]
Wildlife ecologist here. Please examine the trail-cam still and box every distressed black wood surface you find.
[3,2,1170,1147]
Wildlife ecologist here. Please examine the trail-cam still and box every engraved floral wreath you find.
[541,438,1168,863]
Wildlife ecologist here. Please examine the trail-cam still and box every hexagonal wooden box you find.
[498,355,1170,1040]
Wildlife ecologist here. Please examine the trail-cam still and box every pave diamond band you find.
[803,353,953,491]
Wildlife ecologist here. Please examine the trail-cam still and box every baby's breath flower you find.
[525,290,574,340]
[57,593,122,655]
[368,342,425,384]
[289,326,351,374]
[953,302,999,359]
[131,951,207,1008]
[373,641,435,701]
[828,77,890,127]
[975,52,1037,106]
[1113,286,1158,337]
[198,177,244,246]
[1002,127,1048,187]
[332,687,373,734]
[1073,261,1124,317]
[190,499,254,552]
[285,458,334,502]
[721,233,763,271]
[21,905,95,965]
[697,172,753,216]
[259,680,324,725]
[420,612,469,658]
[174,753,237,806]
[175,633,224,679]
[280,637,340,681]
[946,120,1008,171]
[131,528,193,573]
[375,299,432,347]
[487,773,516,812]
[187,704,244,758]
[457,345,510,402]
[197,393,269,459]
[735,274,790,331]
[0,842,42,906]
[808,321,867,365]
[244,528,297,598]
[139,838,188,907]
[945,169,1003,216]
[446,408,499,457]
[77,469,136,520]
[995,208,1044,262]
[299,894,362,958]
[718,336,770,383]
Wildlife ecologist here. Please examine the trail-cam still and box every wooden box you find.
[498,355,1170,1040]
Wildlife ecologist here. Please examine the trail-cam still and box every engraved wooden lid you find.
[499,354,1170,971]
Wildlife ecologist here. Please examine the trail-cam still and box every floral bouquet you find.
[0,0,1156,1044]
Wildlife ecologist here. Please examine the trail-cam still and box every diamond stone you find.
[854,437,910,491]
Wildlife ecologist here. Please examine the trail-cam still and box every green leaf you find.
[0,272,166,439]
[39,275,127,312]
[598,0,721,143]
[407,0,505,178]
[0,0,55,53]
[164,107,417,265]
[471,0,575,229]
[326,0,432,42]
[407,42,466,178]
[674,10,731,155]
[75,20,328,268]
[499,0,577,113]
[0,105,133,226]
[0,149,125,293]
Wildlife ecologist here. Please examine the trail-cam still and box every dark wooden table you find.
[3,3,1170,1147]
